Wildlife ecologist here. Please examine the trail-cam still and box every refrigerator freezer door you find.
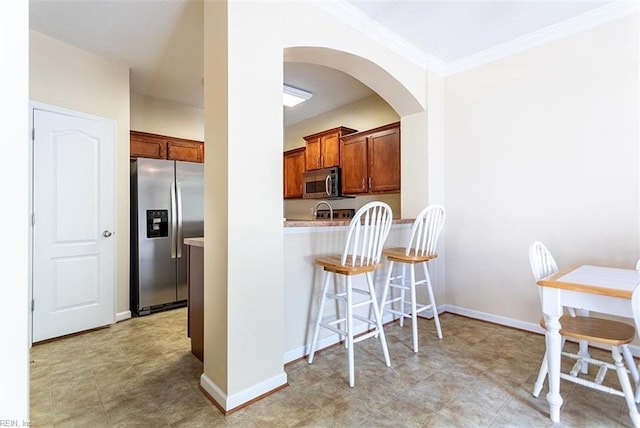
[175,161,204,301]
[135,158,178,309]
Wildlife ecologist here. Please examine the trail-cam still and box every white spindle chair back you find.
[341,201,393,267]
[529,241,559,282]
[404,205,445,257]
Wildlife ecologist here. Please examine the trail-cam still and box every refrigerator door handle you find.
[176,182,183,258]
[170,182,177,259]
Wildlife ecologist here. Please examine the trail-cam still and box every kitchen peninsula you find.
[184,218,415,363]
[283,218,412,362]
[184,237,204,361]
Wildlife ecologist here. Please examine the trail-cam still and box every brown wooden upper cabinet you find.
[340,122,400,195]
[283,147,305,199]
[303,126,357,171]
[130,130,204,163]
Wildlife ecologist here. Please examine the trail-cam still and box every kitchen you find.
[4,0,638,422]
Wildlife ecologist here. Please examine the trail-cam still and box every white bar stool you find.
[307,201,393,387]
[380,205,445,353]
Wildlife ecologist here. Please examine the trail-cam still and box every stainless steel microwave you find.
[302,167,343,199]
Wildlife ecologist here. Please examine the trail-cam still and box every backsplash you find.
[283,193,401,220]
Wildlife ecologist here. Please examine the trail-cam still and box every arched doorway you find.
[284,46,424,119]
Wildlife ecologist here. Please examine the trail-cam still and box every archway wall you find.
[282,2,425,116]
[282,1,435,218]
[201,1,441,409]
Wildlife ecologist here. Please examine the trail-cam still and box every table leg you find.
[577,309,591,374]
[544,313,563,423]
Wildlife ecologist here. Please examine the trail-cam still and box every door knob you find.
[102,230,112,238]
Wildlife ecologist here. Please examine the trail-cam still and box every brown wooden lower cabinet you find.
[130,130,204,163]
[186,244,204,361]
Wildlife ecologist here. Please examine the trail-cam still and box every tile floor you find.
[30,309,636,427]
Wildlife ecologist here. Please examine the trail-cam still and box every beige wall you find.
[130,93,204,141]
[444,15,639,326]
[29,30,131,316]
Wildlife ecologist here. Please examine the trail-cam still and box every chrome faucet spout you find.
[313,201,334,220]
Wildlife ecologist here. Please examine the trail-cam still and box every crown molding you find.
[312,0,429,69]
[315,0,639,77]
[443,1,639,76]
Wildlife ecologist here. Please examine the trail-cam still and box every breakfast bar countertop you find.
[284,218,414,227]
[184,237,204,247]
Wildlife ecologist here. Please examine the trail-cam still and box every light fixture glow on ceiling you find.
[283,84,313,107]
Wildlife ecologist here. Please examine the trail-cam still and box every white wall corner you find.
[200,372,288,412]
[200,374,227,410]
[116,310,131,322]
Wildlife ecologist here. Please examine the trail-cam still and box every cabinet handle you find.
[362,178,365,190]
[368,177,372,189]
[320,155,323,166]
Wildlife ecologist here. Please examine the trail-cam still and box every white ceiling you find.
[347,0,612,63]
[29,0,622,126]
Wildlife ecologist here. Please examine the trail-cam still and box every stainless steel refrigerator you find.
[130,158,204,316]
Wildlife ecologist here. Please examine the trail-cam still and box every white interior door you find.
[32,105,115,342]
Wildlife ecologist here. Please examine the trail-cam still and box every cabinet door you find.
[167,140,204,163]
[284,148,305,199]
[341,135,368,194]
[130,131,166,159]
[321,132,340,168]
[305,137,321,171]
[368,126,400,193]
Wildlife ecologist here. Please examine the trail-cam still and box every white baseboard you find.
[444,304,640,357]
[115,310,131,322]
[444,304,543,334]
[200,371,287,412]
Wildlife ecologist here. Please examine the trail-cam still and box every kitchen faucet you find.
[313,200,333,220]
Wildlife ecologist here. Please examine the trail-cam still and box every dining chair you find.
[529,242,640,426]
[379,205,445,352]
[307,201,393,387]
[529,241,592,383]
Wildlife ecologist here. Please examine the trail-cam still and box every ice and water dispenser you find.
[146,210,168,238]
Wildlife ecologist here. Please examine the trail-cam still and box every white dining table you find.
[537,264,640,423]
